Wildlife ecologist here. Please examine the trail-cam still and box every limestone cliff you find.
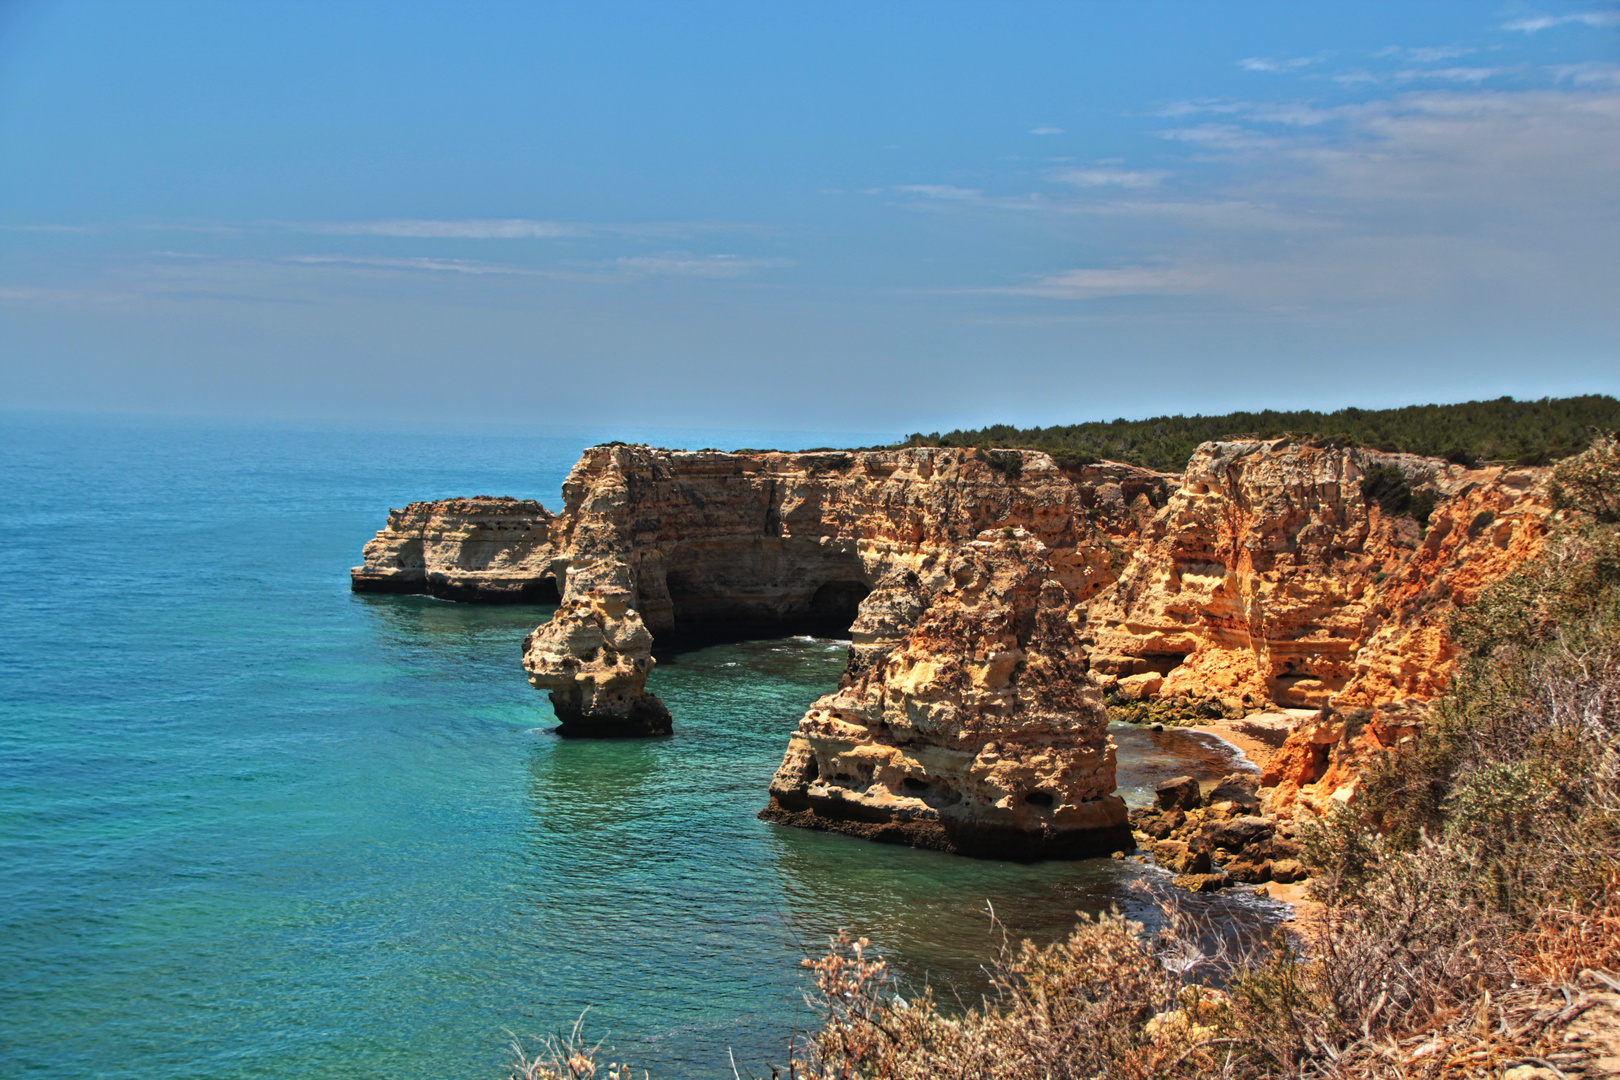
[1085,440,1552,717]
[761,528,1131,858]
[532,444,1147,854]
[358,437,1554,858]
[350,497,558,602]
[543,444,1158,636]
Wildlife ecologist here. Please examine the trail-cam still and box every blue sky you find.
[1,1,1617,432]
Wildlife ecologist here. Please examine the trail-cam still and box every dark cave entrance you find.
[805,579,871,637]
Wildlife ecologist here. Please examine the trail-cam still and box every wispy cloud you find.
[1028,126,1065,135]
[1394,66,1505,84]
[1051,167,1170,188]
[282,254,564,275]
[1158,100,1334,125]
[1503,10,1620,32]
[301,218,587,239]
[889,184,985,200]
[612,253,789,277]
[281,251,788,280]
[1157,99,1246,118]
[985,266,1209,299]
[1374,45,1478,63]
[5,217,764,241]
[1239,55,1323,73]
[1160,124,1287,151]
[1551,61,1620,86]
[939,83,1620,321]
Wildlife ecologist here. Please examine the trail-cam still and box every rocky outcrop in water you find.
[534,445,1150,854]
[350,497,558,602]
[761,528,1131,858]
[521,587,671,736]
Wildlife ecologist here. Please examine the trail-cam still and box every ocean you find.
[0,412,1277,1079]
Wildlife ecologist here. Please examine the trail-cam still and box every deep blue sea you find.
[0,412,1276,1079]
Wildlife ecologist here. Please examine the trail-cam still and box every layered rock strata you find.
[1085,440,1552,717]
[543,444,1165,637]
[760,528,1132,858]
[521,587,671,736]
[351,497,558,602]
[533,445,1149,854]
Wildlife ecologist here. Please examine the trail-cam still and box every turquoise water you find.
[0,413,1278,1079]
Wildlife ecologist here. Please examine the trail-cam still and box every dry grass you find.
[1516,870,1620,985]
[507,1014,643,1080]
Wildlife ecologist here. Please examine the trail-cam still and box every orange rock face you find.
[761,528,1131,857]
[533,445,1164,854]
[1086,440,1552,714]
[544,445,1164,635]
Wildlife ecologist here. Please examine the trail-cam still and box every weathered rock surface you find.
[760,528,1132,858]
[1131,787,1306,891]
[543,444,1163,636]
[1155,775,1202,812]
[530,445,1164,853]
[1086,440,1552,714]
[351,497,558,602]
[521,587,670,736]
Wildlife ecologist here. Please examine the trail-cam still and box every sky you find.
[1,1,1617,434]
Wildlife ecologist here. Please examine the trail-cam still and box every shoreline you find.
[1171,720,1319,914]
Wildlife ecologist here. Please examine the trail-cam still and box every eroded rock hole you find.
[1024,790,1055,808]
[902,777,930,794]
[808,579,871,635]
[1145,652,1189,676]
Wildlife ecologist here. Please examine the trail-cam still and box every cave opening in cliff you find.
[806,579,871,637]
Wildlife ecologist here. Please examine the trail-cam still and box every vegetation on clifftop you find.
[902,394,1620,472]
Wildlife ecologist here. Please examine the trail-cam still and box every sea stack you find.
[357,437,1556,858]
[521,587,672,737]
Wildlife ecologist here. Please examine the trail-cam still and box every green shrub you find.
[973,447,1024,479]
[1549,431,1620,522]
[900,395,1619,472]
[1409,488,1438,526]
[1358,464,1412,516]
